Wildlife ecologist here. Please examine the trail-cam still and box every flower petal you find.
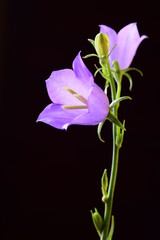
[72,52,94,84]
[87,84,109,122]
[46,53,93,106]
[112,23,147,69]
[37,103,87,130]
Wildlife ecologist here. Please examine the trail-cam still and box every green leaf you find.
[83,53,98,59]
[109,96,132,109]
[107,216,115,240]
[91,208,104,237]
[97,120,106,143]
[107,111,126,130]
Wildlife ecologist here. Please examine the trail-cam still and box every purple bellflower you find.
[37,52,109,130]
[100,23,147,69]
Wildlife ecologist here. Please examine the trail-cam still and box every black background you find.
[1,0,159,239]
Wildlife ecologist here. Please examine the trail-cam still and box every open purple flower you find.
[100,23,147,69]
[37,52,109,130]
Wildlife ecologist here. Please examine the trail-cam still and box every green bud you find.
[91,208,104,237]
[95,33,110,62]
[101,169,108,195]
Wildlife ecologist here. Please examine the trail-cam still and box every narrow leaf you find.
[107,216,115,240]
[107,112,125,130]
[109,96,132,109]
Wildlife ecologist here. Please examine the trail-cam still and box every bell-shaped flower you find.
[37,52,109,130]
[100,23,147,69]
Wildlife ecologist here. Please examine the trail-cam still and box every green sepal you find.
[125,67,143,76]
[107,111,126,130]
[94,66,102,77]
[107,216,115,240]
[109,96,132,109]
[91,208,104,237]
[97,119,107,143]
[83,53,98,59]
[101,169,108,195]
[123,72,133,91]
[88,38,95,47]
[94,65,106,80]
[123,67,143,91]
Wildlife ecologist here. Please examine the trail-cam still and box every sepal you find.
[124,67,143,76]
[91,208,104,237]
[123,68,143,91]
[123,72,133,91]
[94,66,102,77]
[94,65,107,80]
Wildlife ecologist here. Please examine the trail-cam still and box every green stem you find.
[102,62,116,102]
[101,143,120,240]
[101,60,121,240]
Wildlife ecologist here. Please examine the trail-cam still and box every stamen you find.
[62,105,88,110]
[63,87,77,95]
[63,87,87,105]
[74,94,87,105]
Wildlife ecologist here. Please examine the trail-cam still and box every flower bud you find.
[91,208,104,237]
[101,169,108,195]
[95,33,110,60]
